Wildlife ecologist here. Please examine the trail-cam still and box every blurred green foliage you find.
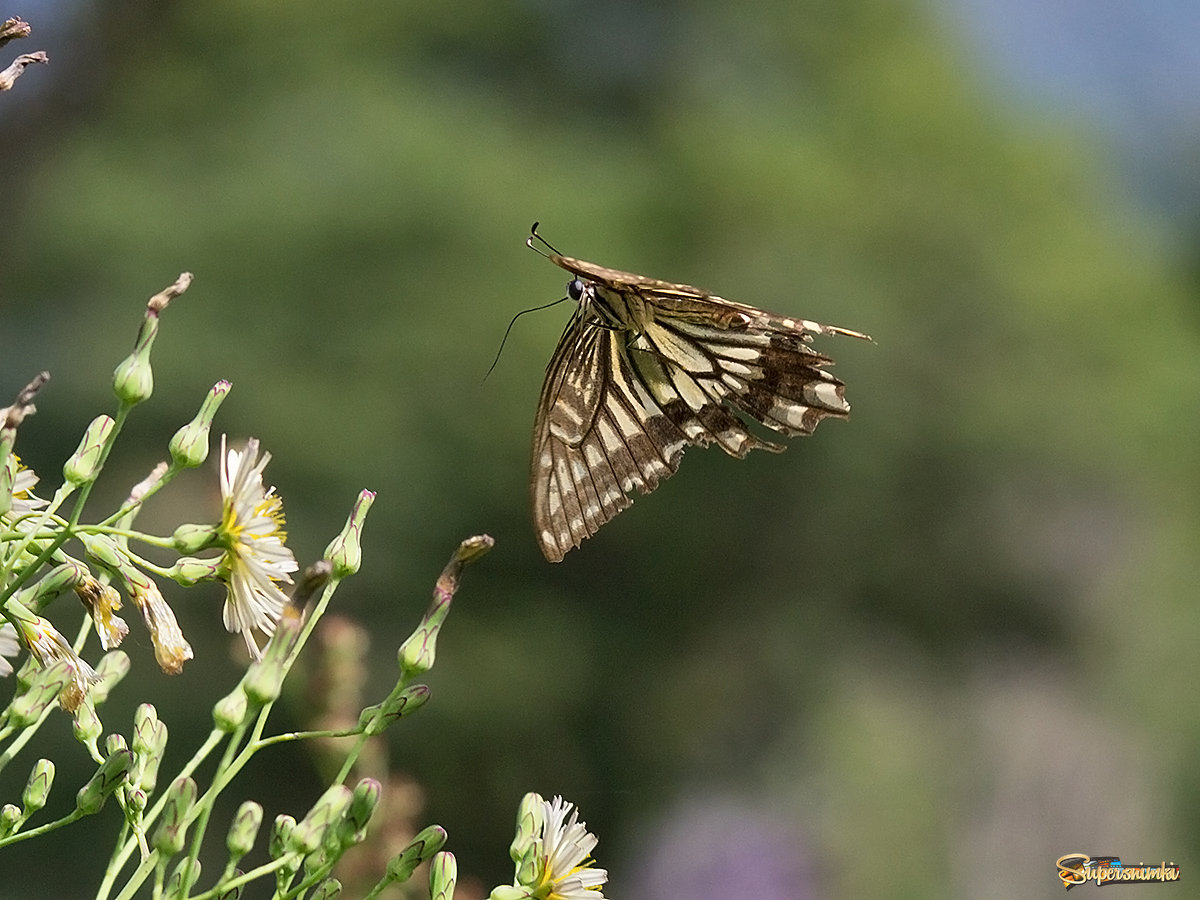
[2,0,1199,897]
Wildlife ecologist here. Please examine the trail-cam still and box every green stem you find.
[185,853,297,900]
[0,702,56,774]
[0,808,85,846]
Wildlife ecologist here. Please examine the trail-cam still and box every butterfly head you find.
[566,278,585,302]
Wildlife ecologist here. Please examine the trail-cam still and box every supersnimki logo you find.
[1056,854,1181,889]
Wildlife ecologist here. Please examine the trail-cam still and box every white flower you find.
[4,458,47,521]
[494,795,607,900]
[217,436,298,659]
[538,796,607,899]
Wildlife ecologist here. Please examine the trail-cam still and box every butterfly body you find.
[528,228,870,562]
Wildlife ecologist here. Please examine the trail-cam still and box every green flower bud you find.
[75,749,134,815]
[269,814,297,859]
[71,698,102,746]
[7,660,72,727]
[165,857,201,900]
[430,851,458,900]
[357,684,431,736]
[169,381,231,468]
[167,556,221,587]
[132,704,168,792]
[111,274,191,407]
[171,523,220,554]
[291,784,352,856]
[346,778,382,834]
[0,804,20,838]
[226,801,263,863]
[127,787,147,818]
[510,792,545,864]
[90,651,131,705]
[488,886,533,900]
[152,776,198,857]
[243,610,302,705]
[21,758,54,814]
[62,415,115,486]
[513,845,539,887]
[320,778,381,859]
[81,534,124,571]
[131,704,160,756]
[396,536,491,681]
[213,685,249,732]
[20,560,86,613]
[322,490,375,578]
[311,879,342,900]
[385,824,448,885]
[111,348,154,406]
[397,619,441,681]
[105,733,129,756]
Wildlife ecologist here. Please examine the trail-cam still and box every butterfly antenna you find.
[484,295,571,381]
[526,221,565,259]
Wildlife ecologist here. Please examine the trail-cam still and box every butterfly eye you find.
[567,279,584,301]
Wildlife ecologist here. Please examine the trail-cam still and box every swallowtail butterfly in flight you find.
[527,224,870,562]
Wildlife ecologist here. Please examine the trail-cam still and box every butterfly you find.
[526,223,871,562]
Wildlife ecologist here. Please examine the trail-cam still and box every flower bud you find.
[311,879,342,900]
[90,651,131,705]
[169,381,231,468]
[488,886,533,900]
[509,792,545,864]
[357,684,430,736]
[291,784,352,855]
[21,560,85,613]
[111,347,154,406]
[0,804,19,838]
[131,704,159,755]
[7,660,72,727]
[213,685,249,732]
[62,415,114,486]
[385,824,448,885]
[430,851,458,900]
[172,524,219,554]
[346,778,381,834]
[127,787,147,818]
[269,814,297,859]
[111,273,191,407]
[226,801,263,864]
[323,490,374,578]
[132,704,169,792]
[166,857,201,899]
[168,556,221,587]
[21,758,54,814]
[71,699,103,746]
[152,777,198,857]
[397,535,492,681]
[75,748,133,815]
[242,602,303,704]
[105,733,129,756]
[321,777,381,858]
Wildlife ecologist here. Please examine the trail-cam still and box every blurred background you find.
[2,0,1199,897]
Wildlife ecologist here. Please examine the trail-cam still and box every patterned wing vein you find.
[532,303,853,561]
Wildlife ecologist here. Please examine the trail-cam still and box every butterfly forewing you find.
[528,232,870,562]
